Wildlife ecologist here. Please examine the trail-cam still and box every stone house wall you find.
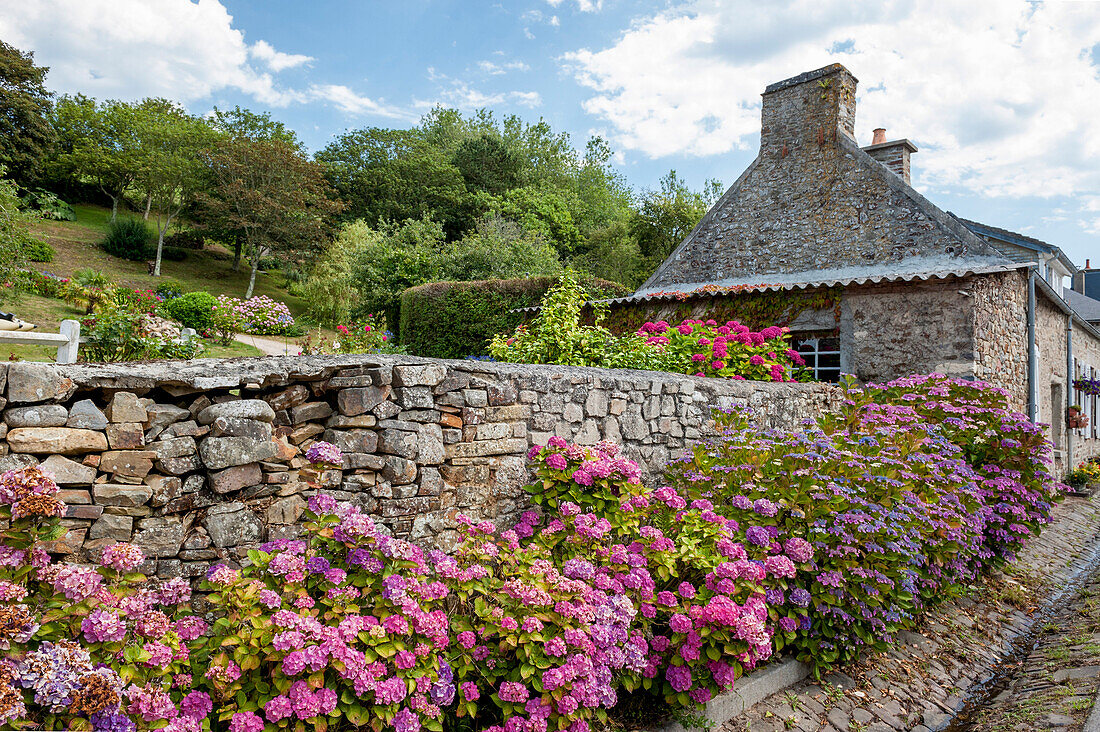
[0,356,841,582]
[971,270,1029,411]
[1035,294,1070,473]
[1070,322,1100,466]
[841,278,976,385]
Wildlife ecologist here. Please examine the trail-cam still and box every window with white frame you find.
[790,332,841,382]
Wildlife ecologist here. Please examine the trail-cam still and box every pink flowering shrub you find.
[214,295,295,337]
[637,319,805,381]
[0,375,1058,729]
[666,374,1060,672]
[0,466,207,731]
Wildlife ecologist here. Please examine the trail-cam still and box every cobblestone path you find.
[722,492,1100,732]
[958,574,1100,731]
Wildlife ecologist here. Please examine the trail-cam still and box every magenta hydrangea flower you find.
[101,542,145,572]
[305,441,343,467]
[228,711,264,732]
[180,691,212,720]
[82,608,127,643]
[499,682,529,703]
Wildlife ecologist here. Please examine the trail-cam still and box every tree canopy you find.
[0,40,54,185]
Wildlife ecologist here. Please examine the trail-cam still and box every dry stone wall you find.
[0,356,840,582]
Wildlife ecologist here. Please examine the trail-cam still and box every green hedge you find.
[398,276,630,359]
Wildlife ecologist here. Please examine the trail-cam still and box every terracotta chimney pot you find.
[872,128,887,145]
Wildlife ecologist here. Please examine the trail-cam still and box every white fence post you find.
[57,319,80,364]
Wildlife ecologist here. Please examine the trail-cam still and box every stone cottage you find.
[609,63,1100,473]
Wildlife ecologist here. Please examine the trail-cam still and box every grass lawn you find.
[2,203,326,361]
[27,203,312,318]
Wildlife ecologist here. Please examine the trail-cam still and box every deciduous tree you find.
[0,41,54,185]
[196,136,342,298]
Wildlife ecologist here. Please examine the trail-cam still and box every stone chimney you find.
[863,128,918,185]
[760,63,858,157]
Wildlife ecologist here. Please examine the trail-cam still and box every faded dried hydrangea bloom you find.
[305,440,343,467]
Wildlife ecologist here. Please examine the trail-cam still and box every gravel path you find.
[232,333,299,356]
[722,491,1100,732]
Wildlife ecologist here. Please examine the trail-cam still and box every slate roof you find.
[550,260,1023,312]
[1066,289,1100,324]
[953,216,1077,274]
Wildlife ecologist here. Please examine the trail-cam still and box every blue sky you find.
[3,0,1100,267]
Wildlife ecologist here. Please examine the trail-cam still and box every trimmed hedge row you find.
[398,276,629,359]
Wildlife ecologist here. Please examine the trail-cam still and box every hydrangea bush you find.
[0,375,1061,731]
[214,295,295,337]
[636,319,805,381]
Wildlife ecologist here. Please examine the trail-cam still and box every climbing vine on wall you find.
[602,287,842,336]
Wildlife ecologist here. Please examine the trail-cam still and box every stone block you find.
[100,450,155,478]
[289,422,326,444]
[392,363,446,387]
[6,363,75,404]
[211,417,273,440]
[133,517,186,558]
[210,463,263,494]
[106,422,145,449]
[440,412,462,429]
[291,401,333,424]
[89,513,133,541]
[42,526,85,555]
[463,389,488,407]
[65,504,103,520]
[7,427,108,455]
[382,455,417,485]
[487,382,517,406]
[344,453,385,470]
[144,403,189,432]
[3,404,68,428]
[199,436,277,470]
[151,436,197,460]
[325,413,377,429]
[381,496,435,517]
[94,483,153,507]
[338,386,392,416]
[395,387,433,409]
[263,385,310,411]
[417,423,445,464]
[268,495,306,524]
[326,428,379,455]
[40,455,96,485]
[145,475,183,507]
[378,429,416,458]
[204,505,263,547]
[57,488,91,504]
[444,438,528,459]
[372,400,401,420]
[106,392,147,423]
[157,455,203,475]
[197,400,275,425]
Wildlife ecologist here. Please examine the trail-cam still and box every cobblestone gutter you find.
[717,492,1100,732]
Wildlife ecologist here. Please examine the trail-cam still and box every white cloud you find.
[307,85,413,120]
[479,59,532,75]
[0,0,404,120]
[0,0,304,105]
[547,0,603,11]
[420,69,542,110]
[249,40,313,72]
[562,0,1100,204]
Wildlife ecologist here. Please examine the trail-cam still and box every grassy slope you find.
[0,203,334,360]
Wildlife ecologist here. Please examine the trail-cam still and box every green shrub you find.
[489,271,671,369]
[155,278,186,300]
[399,274,629,359]
[162,230,205,249]
[21,239,54,262]
[72,267,110,289]
[101,217,153,260]
[160,291,218,332]
[23,189,76,221]
[161,246,188,261]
